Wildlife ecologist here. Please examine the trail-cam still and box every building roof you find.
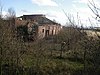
[19,14,60,25]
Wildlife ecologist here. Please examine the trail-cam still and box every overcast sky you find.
[1,0,100,27]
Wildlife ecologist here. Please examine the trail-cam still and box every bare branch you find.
[88,0,100,20]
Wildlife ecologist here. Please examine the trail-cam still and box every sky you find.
[1,0,100,27]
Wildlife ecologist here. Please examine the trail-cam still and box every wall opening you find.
[42,29,44,33]
[52,30,53,35]
[45,30,49,37]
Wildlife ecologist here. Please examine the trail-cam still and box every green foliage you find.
[17,25,29,41]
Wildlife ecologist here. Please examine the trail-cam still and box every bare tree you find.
[0,0,3,19]
[6,8,16,20]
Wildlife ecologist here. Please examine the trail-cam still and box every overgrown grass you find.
[1,20,100,75]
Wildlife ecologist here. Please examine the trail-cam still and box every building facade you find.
[16,14,62,41]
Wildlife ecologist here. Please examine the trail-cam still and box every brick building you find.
[16,14,62,41]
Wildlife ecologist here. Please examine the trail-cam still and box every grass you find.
[22,51,84,71]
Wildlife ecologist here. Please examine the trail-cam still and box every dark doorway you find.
[52,30,53,35]
[45,30,49,37]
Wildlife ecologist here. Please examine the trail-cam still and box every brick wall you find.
[37,24,61,39]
